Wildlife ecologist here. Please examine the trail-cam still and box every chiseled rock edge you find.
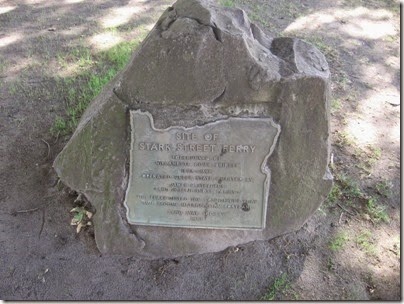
[54,0,333,259]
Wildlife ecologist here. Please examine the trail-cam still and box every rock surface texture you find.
[54,0,333,259]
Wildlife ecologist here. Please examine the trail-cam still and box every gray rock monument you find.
[54,0,333,259]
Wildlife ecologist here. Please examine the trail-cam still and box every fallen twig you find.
[53,131,60,144]
[39,209,45,239]
[10,201,52,216]
[350,205,361,214]
[41,138,51,159]
[13,207,40,214]
[336,203,356,216]
[338,212,344,225]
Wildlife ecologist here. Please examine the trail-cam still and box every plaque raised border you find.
[124,110,281,230]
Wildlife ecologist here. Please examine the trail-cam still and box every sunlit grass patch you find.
[51,33,147,136]
[218,0,235,7]
[331,98,343,113]
[366,198,389,223]
[375,180,393,197]
[355,230,377,255]
[324,173,364,212]
[325,170,391,225]
[329,232,349,251]
[261,273,290,300]
[335,130,356,147]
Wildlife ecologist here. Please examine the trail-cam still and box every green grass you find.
[51,116,68,135]
[383,35,398,43]
[337,174,364,200]
[334,141,381,175]
[368,145,381,159]
[326,174,390,224]
[218,0,235,7]
[325,173,364,208]
[8,83,18,96]
[57,47,93,69]
[0,60,6,74]
[261,273,290,300]
[327,257,336,271]
[99,39,141,68]
[70,206,93,234]
[282,2,301,18]
[325,171,391,225]
[329,232,349,251]
[331,98,342,112]
[375,180,392,197]
[338,175,362,197]
[248,12,269,27]
[356,231,376,255]
[354,145,382,175]
[366,198,389,223]
[335,131,355,148]
[51,34,146,136]
[327,183,342,204]
[335,70,351,90]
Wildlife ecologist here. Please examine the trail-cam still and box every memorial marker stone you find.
[54,0,333,258]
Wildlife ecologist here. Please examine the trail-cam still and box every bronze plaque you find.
[124,110,281,229]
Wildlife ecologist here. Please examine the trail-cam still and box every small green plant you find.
[51,116,68,135]
[375,180,392,197]
[261,273,290,300]
[366,198,389,223]
[99,39,143,69]
[331,98,342,112]
[356,162,372,175]
[325,173,367,210]
[329,173,390,224]
[336,71,351,90]
[329,232,349,251]
[383,35,397,43]
[337,174,364,200]
[0,60,6,74]
[356,231,376,255]
[356,145,382,174]
[70,206,93,233]
[248,11,269,27]
[368,145,381,160]
[219,0,235,7]
[327,257,336,272]
[57,47,94,70]
[327,183,342,204]
[335,131,355,147]
[8,83,19,96]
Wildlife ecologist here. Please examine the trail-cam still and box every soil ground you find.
[0,0,400,300]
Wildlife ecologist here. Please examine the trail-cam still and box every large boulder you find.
[54,0,333,259]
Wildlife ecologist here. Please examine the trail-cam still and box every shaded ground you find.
[0,0,400,300]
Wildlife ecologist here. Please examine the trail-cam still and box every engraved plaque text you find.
[124,110,280,229]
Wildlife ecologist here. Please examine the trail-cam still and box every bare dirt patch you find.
[0,0,400,300]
